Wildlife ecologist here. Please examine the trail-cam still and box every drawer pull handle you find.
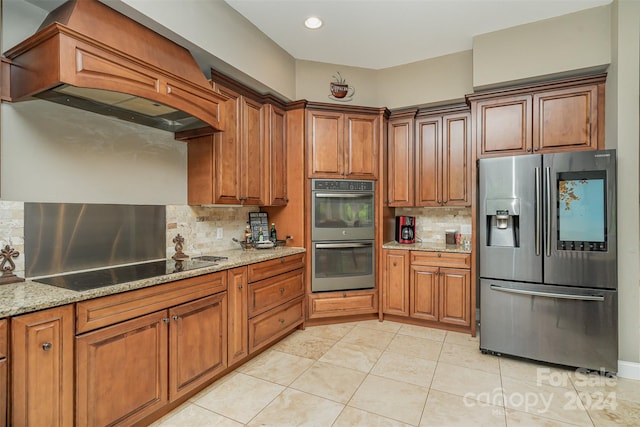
[279,287,285,294]
[278,318,285,324]
[173,315,179,321]
[437,253,442,257]
[42,343,52,351]
[280,258,285,264]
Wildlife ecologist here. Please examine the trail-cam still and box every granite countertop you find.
[382,241,472,254]
[0,246,305,318]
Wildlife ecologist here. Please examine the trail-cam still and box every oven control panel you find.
[312,179,374,191]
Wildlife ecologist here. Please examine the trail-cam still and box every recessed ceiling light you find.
[304,16,323,29]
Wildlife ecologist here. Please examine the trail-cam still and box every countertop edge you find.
[382,241,472,254]
[0,247,306,318]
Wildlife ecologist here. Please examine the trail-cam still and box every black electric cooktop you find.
[34,256,228,292]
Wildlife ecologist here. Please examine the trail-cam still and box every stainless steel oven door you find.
[311,192,375,241]
[311,241,375,292]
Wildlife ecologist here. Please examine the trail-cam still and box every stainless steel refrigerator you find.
[479,149,617,373]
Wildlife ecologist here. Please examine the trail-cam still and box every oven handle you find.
[315,242,373,249]
[314,193,372,199]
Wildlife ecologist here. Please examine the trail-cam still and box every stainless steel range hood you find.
[3,0,226,133]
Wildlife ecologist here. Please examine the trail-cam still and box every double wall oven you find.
[311,179,375,292]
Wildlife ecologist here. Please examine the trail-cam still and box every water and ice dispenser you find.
[485,199,520,247]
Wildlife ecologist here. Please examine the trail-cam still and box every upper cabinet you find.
[306,105,385,179]
[387,105,471,207]
[183,73,287,206]
[468,74,605,158]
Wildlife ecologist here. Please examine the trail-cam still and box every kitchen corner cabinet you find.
[265,104,288,205]
[469,74,605,158]
[386,113,415,206]
[75,272,227,426]
[307,108,382,179]
[227,266,249,366]
[382,250,471,330]
[11,305,74,427]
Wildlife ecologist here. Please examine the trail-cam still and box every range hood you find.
[3,0,225,133]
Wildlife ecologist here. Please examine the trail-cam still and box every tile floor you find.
[152,320,640,426]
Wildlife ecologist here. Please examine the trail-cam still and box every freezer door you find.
[480,279,617,373]
[479,155,542,283]
[543,150,617,289]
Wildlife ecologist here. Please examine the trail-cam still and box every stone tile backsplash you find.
[395,207,472,245]
[0,200,25,278]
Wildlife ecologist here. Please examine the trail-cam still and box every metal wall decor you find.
[0,245,25,285]
[328,71,355,102]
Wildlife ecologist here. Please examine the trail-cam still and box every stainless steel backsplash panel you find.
[25,203,165,278]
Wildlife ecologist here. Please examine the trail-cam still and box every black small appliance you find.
[395,216,416,244]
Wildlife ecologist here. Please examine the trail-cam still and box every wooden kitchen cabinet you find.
[469,74,605,158]
[382,250,472,331]
[307,106,383,179]
[0,319,7,427]
[11,305,74,427]
[76,272,227,426]
[265,103,288,205]
[386,112,415,206]
[382,250,410,316]
[227,266,249,366]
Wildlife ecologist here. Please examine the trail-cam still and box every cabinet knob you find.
[42,342,52,351]
[238,285,243,289]
[392,262,397,267]
[172,315,179,321]
[280,258,285,264]
[284,198,289,203]
[437,253,442,257]
[163,318,170,323]
[534,148,539,152]
[278,318,285,324]
[279,287,285,294]
[527,148,532,152]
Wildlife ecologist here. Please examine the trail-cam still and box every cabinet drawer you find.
[0,319,6,359]
[249,296,304,353]
[309,290,378,319]
[410,251,470,269]
[247,253,305,283]
[76,271,227,334]
[248,269,304,318]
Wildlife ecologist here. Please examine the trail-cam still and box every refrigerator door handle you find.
[535,167,541,256]
[489,285,605,301]
[545,167,552,257]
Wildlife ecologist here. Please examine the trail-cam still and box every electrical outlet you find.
[216,227,223,239]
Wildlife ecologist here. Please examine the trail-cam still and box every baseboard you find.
[617,360,640,379]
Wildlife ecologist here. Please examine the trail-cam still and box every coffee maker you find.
[395,216,416,244]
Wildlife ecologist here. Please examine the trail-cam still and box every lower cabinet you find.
[0,319,6,427]
[11,305,74,427]
[382,249,471,330]
[309,290,378,319]
[227,266,249,366]
[75,272,228,426]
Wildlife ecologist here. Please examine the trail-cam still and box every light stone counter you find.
[0,247,305,318]
[382,241,471,254]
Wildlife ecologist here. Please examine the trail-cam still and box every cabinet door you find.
[410,265,439,322]
[169,293,227,401]
[533,85,600,153]
[241,96,267,204]
[345,113,379,179]
[12,305,74,427]
[439,268,471,327]
[266,104,288,205]
[475,95,532,157]
[387,116,414,206]
[227,267,248,366]
[187,135,215,205]
[442,112,471,206]
[0,358,5,427]
[214,86,242,204]
[415,116,442,206]
[382,250,409,316]
[76,311,168,427]
[307,110,344,177]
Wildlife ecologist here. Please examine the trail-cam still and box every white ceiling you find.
[224,0,612,70]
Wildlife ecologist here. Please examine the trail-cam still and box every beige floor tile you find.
[501,376,593,426]
[397,324,446,342]
[586,397,640,426]
[439,342,500,374]
[271,330,337,359]
[348,374,429,425]
[500,357,574,387]
[505,408,590,426]
[355,319,403,333]
[333,406,413,427]
[305,322,357,341]
[371,350,437,387]
[246,388,344,427]
[192,373,284,424]
[431,362,503,406]
[420,389,506,427]
[319,341,383,373]
[150,403,243,427]
[187,371,238,403]
[341,325,396,350]
[386,333,442,361]
[444,330,479,348]
[236,349,314,385]
[290,361,367,403]
[572,372,640,405]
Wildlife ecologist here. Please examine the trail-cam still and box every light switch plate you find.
[216,227,223,239]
